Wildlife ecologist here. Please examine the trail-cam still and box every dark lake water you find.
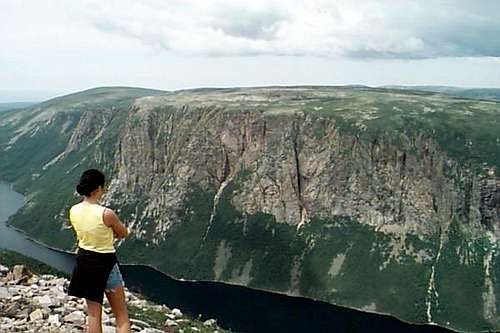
[0,182,456,333]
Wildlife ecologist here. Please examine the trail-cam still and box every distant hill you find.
[0,102,37,113]
[0,90,62,104]
[383,85,500,102]
[35,86,167,111]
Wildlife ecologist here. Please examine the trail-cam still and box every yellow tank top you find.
[69,202,115,253]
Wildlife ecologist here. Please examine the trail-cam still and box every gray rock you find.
[2,302,21,317]
[29,309,44,321]
[15,307,31,320]
[34,294,53,307]
[47,314,60,325]
[101,312,110,324]
[0,322,13,331]
[165,319,179,327]
[130,318,151,328]
[63,310,85,325]
[0,287,11,299]
[103,325,115,333]
[203,318,217,327]
[53,307,66,314]
[139,328,164,333]
[171,308,183,318]
[27,276,39,285]
[12,265,31,280]
[131,324,143,332]
[0,267,222,333]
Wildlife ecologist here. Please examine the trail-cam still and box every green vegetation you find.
[300,217,433,324]
[127,303,169,329]
[117,176,436,326]
[388,86,500,102]
[118,183,216,279]
[0,249,68,278]
[434,220,494,331]
[0,87,165,251]
[1,86,500,331]
[35,86,166,112]
[301,89,500,170]
[128,301,230,333]
[208,172,304,291]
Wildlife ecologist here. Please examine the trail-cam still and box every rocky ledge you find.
[0,264,227,333]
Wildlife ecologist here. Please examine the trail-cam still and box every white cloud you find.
[0,0,499,94]
[78,0,500,59]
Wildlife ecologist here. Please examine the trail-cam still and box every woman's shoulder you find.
[69,202,82,212]
[70,202,108,212]
[97,203,110,212]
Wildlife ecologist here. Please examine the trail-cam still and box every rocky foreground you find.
[0,264,227,333]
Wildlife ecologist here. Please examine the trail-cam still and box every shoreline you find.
[1,180,464,333]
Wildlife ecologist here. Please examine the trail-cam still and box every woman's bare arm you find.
[103,208,129,239]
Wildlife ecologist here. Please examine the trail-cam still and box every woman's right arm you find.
[103,208,129,239]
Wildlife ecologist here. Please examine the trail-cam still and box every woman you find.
[67,169,131,333]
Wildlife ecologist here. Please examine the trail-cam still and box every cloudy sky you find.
[1,0,500,101]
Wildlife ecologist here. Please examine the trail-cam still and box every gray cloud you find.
[80,0,500,59]
[207,4,288,41]
[1,0,499,92]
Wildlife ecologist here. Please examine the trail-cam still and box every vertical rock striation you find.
[1,86,500,332]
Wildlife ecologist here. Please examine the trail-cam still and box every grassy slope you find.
[0,249,68,277]
[120,176,434,325]
[383,86,500,102]
[1,86,499,331]
[302,88,500,171]
[0,87,167,250]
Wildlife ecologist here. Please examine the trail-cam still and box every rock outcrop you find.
[0,264,224,333]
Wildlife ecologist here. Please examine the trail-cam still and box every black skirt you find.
[67,248,118,304]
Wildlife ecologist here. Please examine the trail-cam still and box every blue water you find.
[0,182,75,273]
[0,182,456,333]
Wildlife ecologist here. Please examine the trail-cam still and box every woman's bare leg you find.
[85,299,103,333]
[105,286,130,333]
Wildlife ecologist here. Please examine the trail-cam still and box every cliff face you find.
[1,86,499,331]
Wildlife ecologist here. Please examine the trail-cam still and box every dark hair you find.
[76,169,105,197]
